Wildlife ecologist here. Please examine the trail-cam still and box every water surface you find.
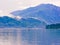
[0,28,60,45]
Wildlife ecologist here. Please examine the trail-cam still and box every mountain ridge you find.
[11,4,60,24]
[0,16,46,28]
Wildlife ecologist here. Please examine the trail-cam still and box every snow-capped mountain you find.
[11,4,60,24]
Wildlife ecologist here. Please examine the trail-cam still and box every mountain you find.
[0,16,21,27]
[46,23,60,29]
[11,4,60,24]
[0,16,45,28]
[19,18,46,28]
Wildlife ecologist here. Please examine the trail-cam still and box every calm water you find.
[0,28,60,45]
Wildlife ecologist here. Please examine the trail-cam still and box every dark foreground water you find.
[0,28,60,45]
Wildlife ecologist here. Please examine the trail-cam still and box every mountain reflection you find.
[0,28,60,45]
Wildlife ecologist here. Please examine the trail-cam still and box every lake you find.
[0,28,60,45]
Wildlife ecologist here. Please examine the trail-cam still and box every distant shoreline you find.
[0,28,60,30]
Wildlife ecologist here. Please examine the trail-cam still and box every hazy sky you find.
[0,0,60,16]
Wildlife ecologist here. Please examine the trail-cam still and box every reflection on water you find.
[0,28,60,45]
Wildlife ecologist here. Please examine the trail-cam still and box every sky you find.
[0,0,60,16]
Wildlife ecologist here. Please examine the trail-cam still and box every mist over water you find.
[0,28,60,45]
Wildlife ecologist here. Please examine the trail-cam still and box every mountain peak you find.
[38,4,56,6]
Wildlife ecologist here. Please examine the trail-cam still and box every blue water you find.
[0,28,60,45]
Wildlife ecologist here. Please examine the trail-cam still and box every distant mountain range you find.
[11,4,60,24]
[0,16,45,28]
